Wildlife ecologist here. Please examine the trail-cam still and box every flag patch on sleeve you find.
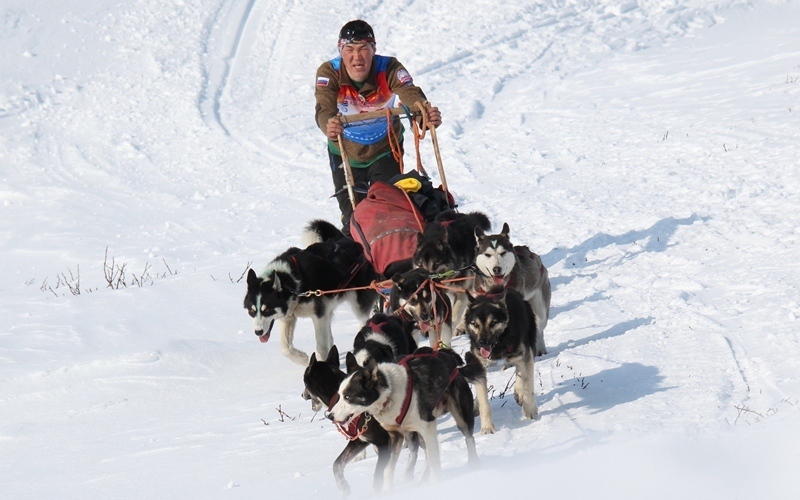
[316,77,330,86]
[396,69,413,85]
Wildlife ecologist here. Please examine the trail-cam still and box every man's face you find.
[341,42,375,82]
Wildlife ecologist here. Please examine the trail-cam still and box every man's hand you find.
[426,106,442,128]
[326,116,344,140]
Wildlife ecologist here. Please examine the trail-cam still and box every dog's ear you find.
[438,227,448,243]
[416,231,425,245]
[466,289,477,305]
[391,273,403,285]
[474,226,485,242]
[309,352,317,366]
[501,222,510,238]
[326,345,340,367]
[246,269,259,290]
[364,357,379,378]
[345,351,360,373]
[272,273,282,292]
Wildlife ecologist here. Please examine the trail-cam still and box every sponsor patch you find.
[316,76,330,86]
[396,69,413,86]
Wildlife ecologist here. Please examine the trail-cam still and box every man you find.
[315,20,442,234]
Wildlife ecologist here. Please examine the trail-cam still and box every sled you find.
[338,103,454,277]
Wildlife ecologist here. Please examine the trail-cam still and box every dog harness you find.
[368,319,388,332]
[394,351,459,425]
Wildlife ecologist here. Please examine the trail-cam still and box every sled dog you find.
[412,209,491,335]
[389,268,453,349]
[465,286,538,434]
[329,347,485,483]
[474,223,551,356]
[302,346,415,497]
[244,220,377,365]
[352,313,418,367]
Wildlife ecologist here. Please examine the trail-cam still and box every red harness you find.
[394,351,459,425]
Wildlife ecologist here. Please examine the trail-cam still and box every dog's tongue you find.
[419,321,431,332]
[480,347,492,358]
[492,275,505,285]
[258,320,275,343]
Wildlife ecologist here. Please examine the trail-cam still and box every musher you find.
[314,19,441,235]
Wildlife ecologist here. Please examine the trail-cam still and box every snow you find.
[2,0,800,498]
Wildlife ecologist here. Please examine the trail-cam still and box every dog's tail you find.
[302,219,344,246]
[467,211,492,232]
[458,351,487,385]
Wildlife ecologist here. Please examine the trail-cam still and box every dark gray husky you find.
[464,286,538,434]
[389,268,454,349]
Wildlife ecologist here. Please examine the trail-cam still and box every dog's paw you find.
[523,405,539,420]
[287,351,310,366]
[480,424,496,435]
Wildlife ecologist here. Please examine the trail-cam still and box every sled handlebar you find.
[338,106,422,124]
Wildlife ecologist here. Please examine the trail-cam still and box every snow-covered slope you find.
[1,0,799,498]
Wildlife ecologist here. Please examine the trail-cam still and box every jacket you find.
[315,55,428,164]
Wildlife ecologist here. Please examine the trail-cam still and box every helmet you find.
[338,20,376,49]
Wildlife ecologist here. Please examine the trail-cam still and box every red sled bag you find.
[350,181,425,275]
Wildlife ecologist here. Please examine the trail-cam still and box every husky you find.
[329,347,485,483]
[474,223,551,356]
[244,219,377,365]
[389,268,453,349]
[412,209,491,337]
[465,286,538,434]
[352,313,418,366]
[302,346,410,497]
[413,209,491,276]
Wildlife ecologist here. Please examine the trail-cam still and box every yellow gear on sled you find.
[393,177,423,193]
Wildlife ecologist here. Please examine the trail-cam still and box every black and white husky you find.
[352,313,418,366]
[474,223,551,356]
[329,347,485,483]
[244,220,377,365]
[302,346,410,497]
[465,286,538,434]
[389,268,454,349]
[412,209,491,337]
